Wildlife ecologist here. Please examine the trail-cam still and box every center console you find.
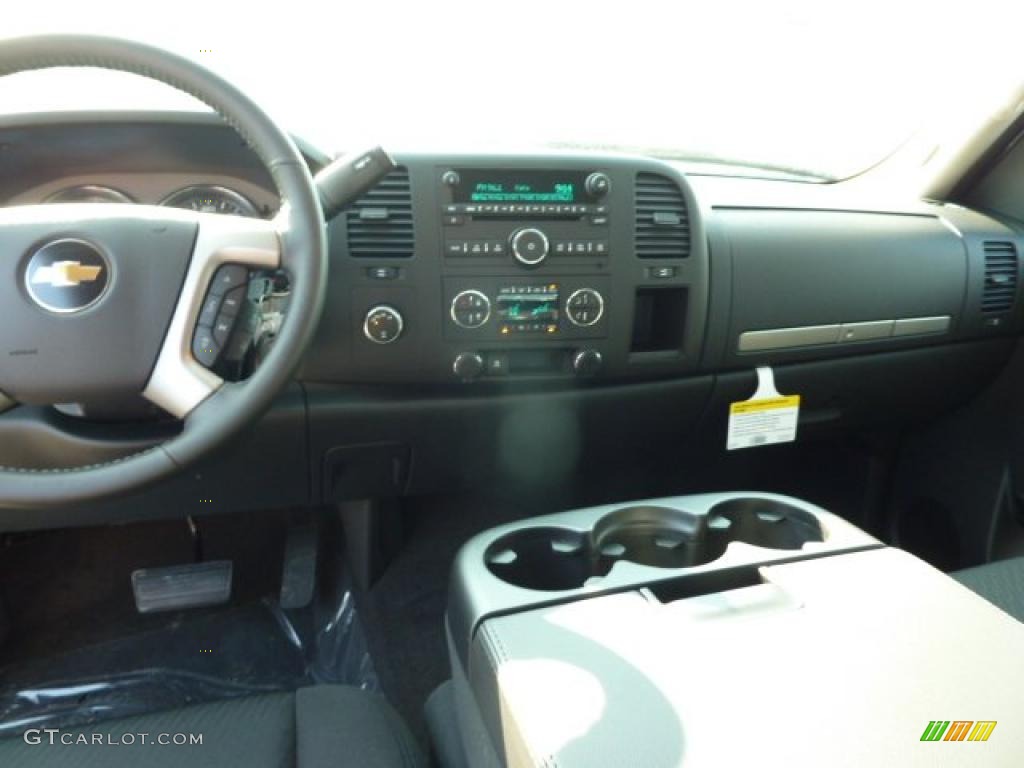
[433,493,1024,767]
[304,154,708,384]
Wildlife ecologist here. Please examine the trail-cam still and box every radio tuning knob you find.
[441,170,460,187]
[572,349,603,377]
[584,172,611,198]
[453,352,485,381]
[510,227,549,267]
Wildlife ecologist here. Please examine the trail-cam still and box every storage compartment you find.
[460,547,1024,768]
[631,287,687,353]
[715,208,967,364]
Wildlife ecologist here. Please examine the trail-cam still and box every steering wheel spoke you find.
[142,214,282,419]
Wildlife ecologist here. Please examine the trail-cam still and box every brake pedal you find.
[131,560,233,614]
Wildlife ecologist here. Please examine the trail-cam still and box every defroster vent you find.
[635,173,690,259]
[346,167,414,258]
[982,240,1018,313]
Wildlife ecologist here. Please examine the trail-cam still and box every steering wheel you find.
[0,35,328,509]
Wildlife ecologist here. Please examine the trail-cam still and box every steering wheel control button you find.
[24,238,110,315]
[363,305,404,344]
[210,264,249,296]
[510,228,549,267]
[219,285,246,318]
[192,327,221,368]
[198,294,222,326]
[212,315,236,346]
[450,290,491,329]
[566,288,605,327]
[453,352,485,381]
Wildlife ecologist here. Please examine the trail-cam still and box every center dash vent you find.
[635,173,691,259]
[346,167,414,258]
[982,240,1018,313]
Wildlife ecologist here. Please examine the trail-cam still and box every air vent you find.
[635,173,691,259]
[346,167,414,258]
[982,241,1018,313]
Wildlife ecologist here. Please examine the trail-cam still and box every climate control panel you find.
[444,276,609,341]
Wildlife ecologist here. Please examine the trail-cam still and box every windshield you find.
[2,1,1021,180]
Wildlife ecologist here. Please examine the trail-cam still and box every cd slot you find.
[468,214,582,223]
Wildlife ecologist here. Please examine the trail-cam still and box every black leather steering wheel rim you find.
[0,35,327,509]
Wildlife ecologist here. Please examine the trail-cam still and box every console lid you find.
[466,547,1024,767]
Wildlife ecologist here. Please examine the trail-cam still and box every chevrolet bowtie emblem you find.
[31,260,104,288]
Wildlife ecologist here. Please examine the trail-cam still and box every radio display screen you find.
[497,284,560,333]
[453,170,589,204]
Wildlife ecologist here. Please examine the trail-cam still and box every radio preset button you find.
[566,288,605,327]
[446,240,505,257]
[554,240,608,256]
[451,289,492,329]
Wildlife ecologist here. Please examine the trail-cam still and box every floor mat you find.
[0,595,376,736]
[0,513,377,736]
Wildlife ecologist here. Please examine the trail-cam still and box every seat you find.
[0,685,424,768]
[952,556,1024,623]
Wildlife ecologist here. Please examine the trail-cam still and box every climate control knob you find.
[453,352,485,381]
[363,305,404,344]
[450,289,491,329]
[510,227,549,267]
[565,288,605,327]
[572,349,603,377]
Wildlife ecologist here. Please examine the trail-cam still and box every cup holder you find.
[484,498,826,591]
[592,505,727,570]
[705,498,824,551]
[485,527,594,592]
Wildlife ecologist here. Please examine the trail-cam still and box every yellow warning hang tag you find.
[727,366,800,450]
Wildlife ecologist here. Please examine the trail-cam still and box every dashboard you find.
[309,153,1021,386]
[1,111,1022,525]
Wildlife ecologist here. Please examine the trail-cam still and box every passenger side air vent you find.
[346,167,414,258]
[634,173,690,259]
[982,241,1018,313]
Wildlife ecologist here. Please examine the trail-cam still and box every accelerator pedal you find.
[131,560,233,614]
[279,522,318,610]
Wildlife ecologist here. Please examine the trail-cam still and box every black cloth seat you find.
[953,556,1024,623]
[0,685,424,767]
